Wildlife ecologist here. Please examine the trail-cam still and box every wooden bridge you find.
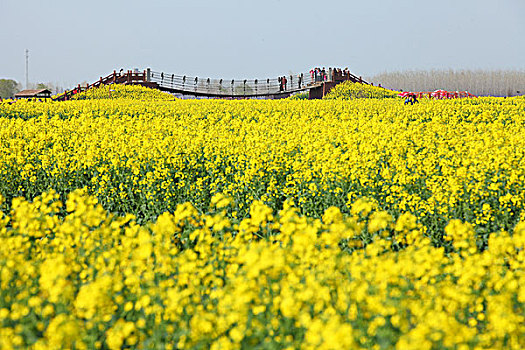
[54,68,369,101]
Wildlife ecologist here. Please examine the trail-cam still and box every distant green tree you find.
[0,79,20,98]
[36,83,49,90]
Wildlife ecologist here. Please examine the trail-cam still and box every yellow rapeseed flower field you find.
[70,84,174,101]
[324,81,400,99]
[0,85,524,349]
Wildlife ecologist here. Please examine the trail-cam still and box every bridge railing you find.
[53,70,146,101]
[148,70,314,97]
[148,69,369,97]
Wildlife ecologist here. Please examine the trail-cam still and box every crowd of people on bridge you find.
[278,67,362,92]
[310,67,356,83]
[276,67,364,92]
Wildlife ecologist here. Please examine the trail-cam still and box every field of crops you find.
[0,85,524,349]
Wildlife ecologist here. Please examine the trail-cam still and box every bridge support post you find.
[308,82,337,99]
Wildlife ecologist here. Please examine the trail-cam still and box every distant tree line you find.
[367,69,524,97]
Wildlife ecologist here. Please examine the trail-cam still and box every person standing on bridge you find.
[279,77,283,92]
[283,76,288,91]
[334,68,341,81]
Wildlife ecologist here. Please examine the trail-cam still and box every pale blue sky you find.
[1,0,524,88]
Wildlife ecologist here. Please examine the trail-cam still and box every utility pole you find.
[25,49,29,89]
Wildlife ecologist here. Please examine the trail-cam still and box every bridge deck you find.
[156,83,318,98]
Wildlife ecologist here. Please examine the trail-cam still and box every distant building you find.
[14,89,52,99]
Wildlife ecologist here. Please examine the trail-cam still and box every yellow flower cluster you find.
[70,84,174,101]
[0,191,524,349]
[324,81,400,99]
